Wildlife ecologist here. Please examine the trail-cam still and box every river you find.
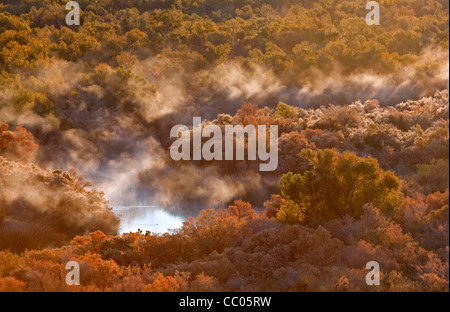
[112,206,185,234]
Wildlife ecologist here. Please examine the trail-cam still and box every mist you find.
[1,47,448,214]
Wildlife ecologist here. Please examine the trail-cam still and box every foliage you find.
[0,200,447,292]
[0,122,37,162]
[0,0,448,292]
[278,149,402,225]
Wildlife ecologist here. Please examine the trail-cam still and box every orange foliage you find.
[0,200,447,292]
[0,123,37,162]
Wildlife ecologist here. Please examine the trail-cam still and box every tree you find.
[0,123,38,162]
[417,159,449,193]
[275,102,299,119]
[278,149,402,225]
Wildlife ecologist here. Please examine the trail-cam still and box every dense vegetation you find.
[1,123,119,253]
[0,193,448,291]
[0,0,448,291]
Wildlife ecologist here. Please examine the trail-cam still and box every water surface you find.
[113,206,185,234]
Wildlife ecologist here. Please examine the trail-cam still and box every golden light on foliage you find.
[0,0,448,292]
